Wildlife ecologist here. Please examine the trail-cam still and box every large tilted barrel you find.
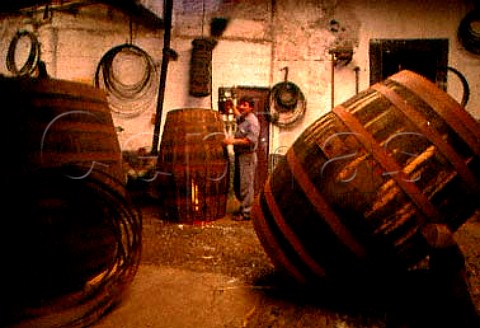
[253,70,480,285]
[157,108,229,224]
[0,76,141,327]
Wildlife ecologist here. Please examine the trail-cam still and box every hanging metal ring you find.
[6,30,40,77]
[437,66,470,108]
[94,43,157,118]
[268,82,306,128]
[458,10,480,55]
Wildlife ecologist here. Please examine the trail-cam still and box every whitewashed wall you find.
[351,0,479,116]
[0,4,164,152]
[270,0,479,152]
[0,0,478,155]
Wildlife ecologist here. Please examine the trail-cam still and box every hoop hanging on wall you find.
[94,44,157,118]
[6,30,40,77]
[269,81,306,128]
[458,10,480,55]
[436,66,470,108]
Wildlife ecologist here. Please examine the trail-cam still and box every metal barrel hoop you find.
[6,29,40,76]
[94,43,157,118]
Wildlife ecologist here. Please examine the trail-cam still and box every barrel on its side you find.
[157,108,229,224]
[0,76,141,327]
[253,70,480,285]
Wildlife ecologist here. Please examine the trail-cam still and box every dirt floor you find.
[90,188,480,328]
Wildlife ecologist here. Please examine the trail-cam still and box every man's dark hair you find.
[239,96,255,108]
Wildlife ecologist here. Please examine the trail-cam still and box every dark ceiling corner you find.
[101,0,164,29]
[0,1,50,13]
[0,0,164,30]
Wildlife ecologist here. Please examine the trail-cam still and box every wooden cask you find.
[157,108,229,224]
[0,76,141,327]
[253,70,480,284]
[0,75,125,182]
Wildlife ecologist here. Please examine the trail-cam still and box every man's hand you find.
[223,136,235,145]
[223,136,250,146]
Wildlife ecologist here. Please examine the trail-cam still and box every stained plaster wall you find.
[172,0,479,156]
[267,0,478,154]
[0,0,478,158]
[0,4,164,153]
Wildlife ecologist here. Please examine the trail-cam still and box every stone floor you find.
[7,192,479,328]
[90,194,480,328]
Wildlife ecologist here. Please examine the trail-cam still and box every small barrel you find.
[0,76,141,327]
[157,108,229,224]
[253,70,480,285]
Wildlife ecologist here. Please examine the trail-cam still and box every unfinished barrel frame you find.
[253,70,480,284]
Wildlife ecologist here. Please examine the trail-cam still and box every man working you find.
[223,96,260,221]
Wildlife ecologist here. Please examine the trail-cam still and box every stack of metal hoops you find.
[95,43,157,118]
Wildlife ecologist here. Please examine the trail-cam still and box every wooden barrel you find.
[0,76,141,327]
[0,76,124,182]
[157,108,229,224]
[253,70,480,285]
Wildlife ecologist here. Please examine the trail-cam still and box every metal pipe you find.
[331,52,335,110]
[354,66,360,95]
[151,0,174,155]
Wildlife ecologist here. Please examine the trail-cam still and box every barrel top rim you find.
[390,69,439,84]
[168,107,217,113]
[0,75,107,97]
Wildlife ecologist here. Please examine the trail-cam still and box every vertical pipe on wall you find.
[151,0,174,155]
[269,0,277,154]
[354,66,360,95]
[42,26,58,78]
[331,52,335,110]
[269,0,276,87]
[128,15,133,44]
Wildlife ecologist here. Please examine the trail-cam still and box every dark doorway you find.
[369,39,449,88]
[234,87,270,195]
